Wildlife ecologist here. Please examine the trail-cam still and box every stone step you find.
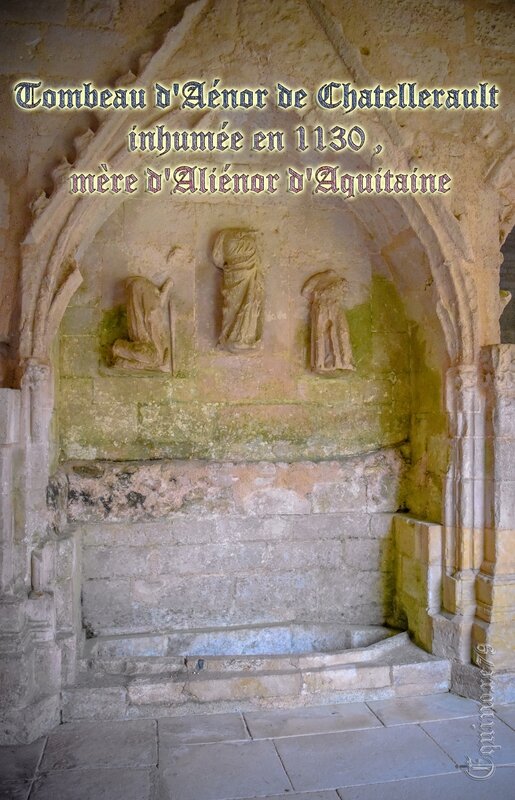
[79,631,411,678]
[80,623,400,660]
[63,638,451,722]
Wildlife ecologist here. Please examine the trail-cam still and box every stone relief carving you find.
[112,276,173,372]
[302,269,355,374]
[212,228,263,352]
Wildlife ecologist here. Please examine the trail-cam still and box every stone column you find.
[433,365,485,662]
[0,389,20,596]
[473,345,515,676]
[0,363,61,743]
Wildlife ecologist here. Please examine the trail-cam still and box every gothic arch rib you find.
[19,0,211,364]
[305,0,478,364]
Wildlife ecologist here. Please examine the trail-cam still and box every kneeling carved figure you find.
[112,275,173,372]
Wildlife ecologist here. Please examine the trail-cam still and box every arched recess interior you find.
[19,0,478,373]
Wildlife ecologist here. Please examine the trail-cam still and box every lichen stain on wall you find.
[58,277,446,508]
[56,187,436,467]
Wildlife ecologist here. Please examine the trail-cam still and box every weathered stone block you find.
[370,513,394,539]
[415,609,434,651]
[0,654,32,707]
[475,6,515,51]
[55,535,77,579]
[264,540,344,572]
[128,678,187,706]
[0,446,14,495]
[32,643,61,697]
[417,523,443,565]
[60,336,99,377]
[82,578,133,634]
[138,402,216,452]
[25,594,55,627]
[366,464,402,512]
[477,572,515,611]
[243,488,310,516]
[94,375,170,406]
[61,685,128,721]
[0,390,20,445]
[432,612,472,663]
[65,452,402,522]
[83,546,152,580]
[0,693,60,745]
[492,398,515,440]
[54,578,77,630]
[424,566,442,612]
[311,481,366,513]
[317,570,385,612]
[187,671,302,702]
[493,481,515,530]
[483,528,515,572]
[153,541,266,576]
[130,574,237,630]
[233,573,314,623]
[60,306,102,335]
[400,556,420,599]
[59,634,79,687]
[302,665,390,693]
[392,659,450,686]
[343,539,382,571]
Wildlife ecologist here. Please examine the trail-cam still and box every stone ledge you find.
[63,448,406,522]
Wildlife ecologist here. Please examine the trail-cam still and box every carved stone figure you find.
[301,269,355,374]
[212,229,263,352]
[112,276,173,372]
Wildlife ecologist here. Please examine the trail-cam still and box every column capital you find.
[480,344,515,396]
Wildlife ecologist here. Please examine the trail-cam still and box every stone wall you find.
[58,237,412,462]
[390,515,443,652]
[59,449,405,636]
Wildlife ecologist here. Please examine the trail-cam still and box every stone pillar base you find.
[0,692,60,745]
[452,661,515,704]
[431,610,474,663]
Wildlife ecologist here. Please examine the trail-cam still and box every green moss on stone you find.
[98,305,128,367]
[57,274,448,519]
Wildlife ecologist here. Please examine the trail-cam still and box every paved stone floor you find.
[1,693,515,799]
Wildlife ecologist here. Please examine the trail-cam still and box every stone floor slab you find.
[422,716,515,766]
[367,693,478,726]
[0,737,45,782]
[496,704,515,731]
[40,719,156,772]
[275,724,455,791]
[31,767,157,800]
[158,712,249,746]
[254,793,339,800]
[159,739,291,800]
[336,766,515,799]
[0,781,31,800]
[244,702,382,739]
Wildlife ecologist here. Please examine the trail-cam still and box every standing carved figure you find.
[301,269,355,374]
[212,229,263,351]
[112,276,173,372]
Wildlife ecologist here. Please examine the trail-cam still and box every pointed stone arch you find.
[19,0,482,372]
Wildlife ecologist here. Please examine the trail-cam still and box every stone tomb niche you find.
[66,453,404,653]
[54,192,421,664]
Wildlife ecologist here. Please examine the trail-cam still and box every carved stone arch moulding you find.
[19,0,481,371]
[486,146,515,246]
